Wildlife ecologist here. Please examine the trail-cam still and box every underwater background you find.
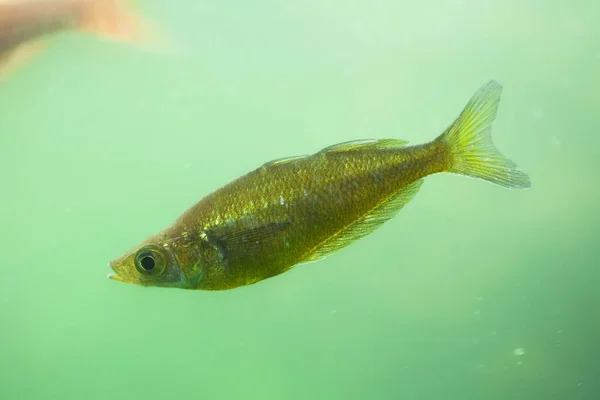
[1,1,598,399]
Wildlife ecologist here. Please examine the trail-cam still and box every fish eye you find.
[140,255,155,271]
[134,246,166,276]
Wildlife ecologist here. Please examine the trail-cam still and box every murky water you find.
[1,1,598,399]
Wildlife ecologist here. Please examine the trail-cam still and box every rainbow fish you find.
[109,80,530,291]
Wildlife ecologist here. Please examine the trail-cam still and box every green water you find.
[1,1,598,399]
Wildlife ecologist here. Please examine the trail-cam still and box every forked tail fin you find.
[437,80,531,189]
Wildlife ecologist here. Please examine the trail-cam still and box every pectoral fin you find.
[205,218,291,268]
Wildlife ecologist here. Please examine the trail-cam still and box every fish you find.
[108,80,531,291]
[0,0,156,82]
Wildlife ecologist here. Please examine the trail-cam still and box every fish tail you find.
[76,0,168,50]
[436,80,531,189]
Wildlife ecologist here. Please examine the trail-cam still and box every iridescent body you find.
[109,80,531,291]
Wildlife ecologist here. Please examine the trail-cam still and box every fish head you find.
[108,237,190,289]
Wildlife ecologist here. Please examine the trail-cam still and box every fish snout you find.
[107,260,123,282]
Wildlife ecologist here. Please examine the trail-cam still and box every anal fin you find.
[303,179,424,262]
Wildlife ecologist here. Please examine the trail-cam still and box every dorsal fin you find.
[301,179,424,263]
[262,155,307,168]
[319,139,409,154]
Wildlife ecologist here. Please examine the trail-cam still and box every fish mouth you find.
[107,273,124,282]
[107,261,124,282]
